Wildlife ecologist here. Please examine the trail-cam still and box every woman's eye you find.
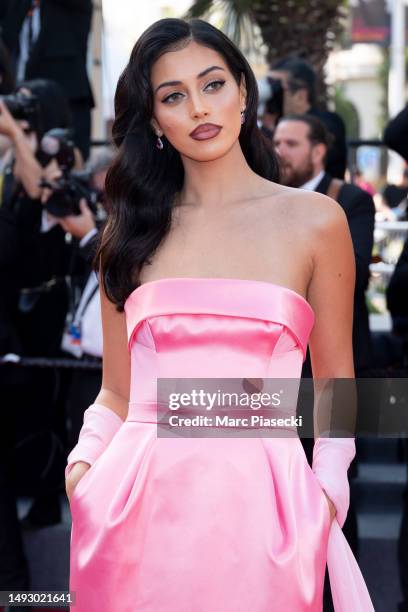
[161,80,225,104]
[162,92,184,104]
[205,80,225,92]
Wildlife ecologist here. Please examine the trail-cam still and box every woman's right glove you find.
[65,403,124,479]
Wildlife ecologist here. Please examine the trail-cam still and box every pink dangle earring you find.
[240,109,246,125]
[156,134,164,150]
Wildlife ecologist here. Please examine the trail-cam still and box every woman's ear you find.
[150,118,163,137]
[239,73,247,111]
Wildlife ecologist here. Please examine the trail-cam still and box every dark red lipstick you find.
[189,123,222,140]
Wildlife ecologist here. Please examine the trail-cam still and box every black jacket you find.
[1,0,94,104]
[302,173,375,375]
[383,105,408,162]
[0,208,20,352]
[386,235,408,333]
[308,107,347,180]
[0,208,29,385]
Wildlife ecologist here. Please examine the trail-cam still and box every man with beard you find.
[274,114,375,612]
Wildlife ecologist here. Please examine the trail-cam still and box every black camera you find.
[38,128,100,218]
[0,92,40,133]
[40,170,101,218]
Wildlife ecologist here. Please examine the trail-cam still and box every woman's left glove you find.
[312,437,355,528]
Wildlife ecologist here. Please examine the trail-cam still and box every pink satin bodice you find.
[125,277,314,416]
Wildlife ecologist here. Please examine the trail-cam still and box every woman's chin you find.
[181,140,238,163]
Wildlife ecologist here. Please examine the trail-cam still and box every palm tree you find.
[186,0,346,101]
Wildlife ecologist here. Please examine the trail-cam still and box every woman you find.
[66,18,374,611]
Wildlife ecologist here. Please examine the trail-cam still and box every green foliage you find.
[377,47,389,133]
[334,86,360,138]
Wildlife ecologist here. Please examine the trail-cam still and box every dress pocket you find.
[307,462,332,528]
[296,438,332,528]
[69,460,97,505]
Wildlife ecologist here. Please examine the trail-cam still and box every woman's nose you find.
[189,93,210,120]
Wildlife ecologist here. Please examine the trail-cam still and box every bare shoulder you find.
[260,184,356,378]
[269,183,347,235]
[255,181,349,256]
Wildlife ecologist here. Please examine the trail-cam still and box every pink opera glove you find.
[65,403,124,479]
[312,436,356,528]
[313,436,375,610]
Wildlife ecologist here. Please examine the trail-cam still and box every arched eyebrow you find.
[154,65,225,93]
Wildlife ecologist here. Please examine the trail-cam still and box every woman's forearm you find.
[93,387,129,422]
[312,376,357,440]
[311,377,357,528]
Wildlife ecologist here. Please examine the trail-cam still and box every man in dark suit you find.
[383,106,408,612]
[273,113,375,611]
[0,0,94,160]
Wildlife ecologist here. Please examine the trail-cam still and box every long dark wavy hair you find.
[95,18,280,311]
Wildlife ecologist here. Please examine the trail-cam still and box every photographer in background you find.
[0,79,83,538]
[0,0,94,161]
[0,79,79,200]
[42,149,114,451]
[0,79,82,367]
[0,78,81,604]
[262,57,347,180]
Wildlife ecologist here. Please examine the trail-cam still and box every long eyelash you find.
[206,79,225,89]
[161,79,226,104]
[162,92,182,104]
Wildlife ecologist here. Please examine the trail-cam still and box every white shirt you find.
[80,227,98,248]
[300,170,325,192]
[40,211,98,251]
[76,272,102,358]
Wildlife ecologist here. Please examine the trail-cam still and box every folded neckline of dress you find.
[125,277,314,315]
[124,277,315,358]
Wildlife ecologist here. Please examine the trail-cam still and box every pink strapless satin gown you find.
[69,278,372,611]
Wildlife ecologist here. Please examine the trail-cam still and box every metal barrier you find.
[0,354,101,370]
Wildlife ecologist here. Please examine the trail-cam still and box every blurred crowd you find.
[258,58,408,371]
[0,2,111,609]
[0,5,407,612]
